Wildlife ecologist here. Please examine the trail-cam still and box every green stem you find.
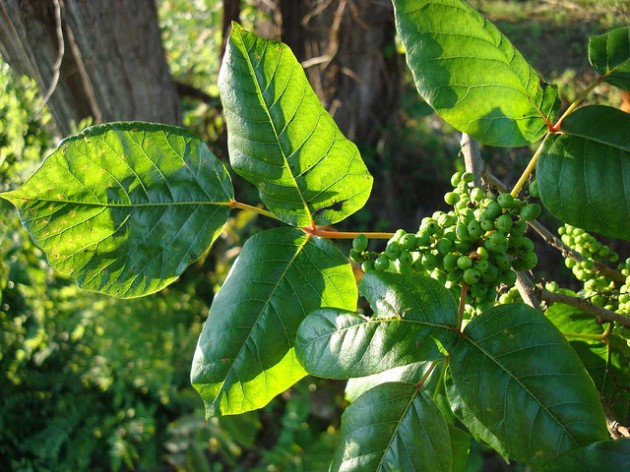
[555,75,604,128]
[562,331,606,341]
[416,360,441,390]
[229,200,279,220]
[304,227,395,240]
[432,360,448,401]
[510,133,549,198]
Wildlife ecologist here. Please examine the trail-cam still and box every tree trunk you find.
[0,0,180,136]
[280,0,400,148]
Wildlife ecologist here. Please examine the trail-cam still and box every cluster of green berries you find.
[558,224,630,314]
[350,171,541,308]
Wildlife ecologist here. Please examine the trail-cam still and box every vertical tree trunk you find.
[0,0,180,136]
[280,0,400,148]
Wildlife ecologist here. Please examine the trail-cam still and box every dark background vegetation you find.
[1,0,628,470]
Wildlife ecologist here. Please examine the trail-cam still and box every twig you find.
[37,0,64,112]
[516,272,542,310]
[460,133,483,187]
[609,420,630,439]
[540,289,630,328]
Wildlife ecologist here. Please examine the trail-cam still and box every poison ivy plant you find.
[2,0,629,470]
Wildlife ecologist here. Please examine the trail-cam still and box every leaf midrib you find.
[236,28,313,224]
[460,330,580,450]
[216,232,312,413]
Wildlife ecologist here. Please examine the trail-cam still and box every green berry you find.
[470,187,484,202]
[462,172,475,183]
[456,222,470,241]
[385,242,401,259]
[451,172,463,187]
[443,254,459,272]
[352,234,368,252]
[482,264,500,284]
[529,179,539,198]
[398,251,413,266]
[476,246,489,260]
[484,201,502,220]
[375,255,390,271]
[480,218,495,231]
[495,214,513,233]
[501,270,518,286]
[436,238,453,255]
[493,253,511,271]
[520,203,541,221]
[400,233,417,251]
[463,268,481,285]
[485,232,508,254]
[361,260,375,272]
[457,255,473,270]
[467,220,483,240]
[497,193,515,209]
[444,192,460,205]
[474,258,489,273]
[422,253,439,270]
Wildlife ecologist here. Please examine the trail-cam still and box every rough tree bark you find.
[0,0,180,136]
[279,0,400,148]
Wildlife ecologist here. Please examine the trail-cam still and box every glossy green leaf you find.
[295,272,458,379]
[345,362,430,403]
[219,23,373,227]
[589,26,630,91]
[537,438,630,472]
[445,370,510,461]
[0,122,233,298]
[393,0,559,147]
[537,105,630,240]
[450,304,608,465]
[331,382,452,472]
[190,227,357,416]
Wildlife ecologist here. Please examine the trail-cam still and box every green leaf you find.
[0,122,233,298]
[345,362,430,403]
[445,371,510,462]
[219,23,373,227]
[450,304,608,465]
[589,26,630,91]
[392,0,559,147]
[295,272,458,379]
[537,438,630,472]
[331,382,452,472]
[545,303,630,421]
[448,425,473,472]
[537,105,630,240]
[190,227,357,416]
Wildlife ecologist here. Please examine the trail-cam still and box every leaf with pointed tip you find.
[295,272,458,379]
[190,227,357,416]
[537,105,630,240]
[331,382,452,472]
[450,304,608,465]
[392,0,559,147]
[589,26,630,91]
[0,122,233,298]
[219,23,373,227]
[537,438,630,471]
